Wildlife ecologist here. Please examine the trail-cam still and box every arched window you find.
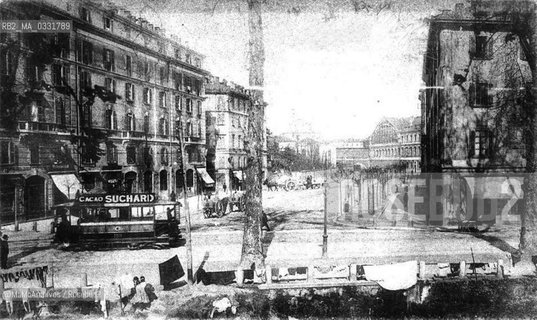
[159,170,168,191]
[126,113,135,131]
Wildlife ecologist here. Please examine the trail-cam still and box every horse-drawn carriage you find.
[203,191,245,218]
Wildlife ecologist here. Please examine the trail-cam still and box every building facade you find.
[205,76,265,193]
[0,0,208,223]
[369,116,421,172]
[334,140,370,169]
[420,2,531,173]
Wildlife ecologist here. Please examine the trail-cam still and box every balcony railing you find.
[18,122,69,132]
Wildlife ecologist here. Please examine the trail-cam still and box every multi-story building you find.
[205,76,265,192]
[334,140,370,169]
[369,116,421,172]
[0,0,209,223]
[421,1,531,174]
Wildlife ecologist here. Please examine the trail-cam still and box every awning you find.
[233,170,244,181]
[196,167,215,186]
[50,173,83,200]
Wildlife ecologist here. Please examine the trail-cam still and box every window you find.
[125,55,132,76]
[470,127,492,158]
[105,110,117,130]
[474,34,493,59]
[103,49,115,71]
[159,91,167,108]
[197,100,202,116]
[194,79,201,96]
[78,40,93,64]
[186,121,192,137]
[238,135,242,149]
[125,25,131,39]
[143,88,153,105]
[194,58,201,68]
[173,72,182,90]
[125,83,135,102]
[82,104,92,127]
[174,48,181,59]
[158,42,165,54]
[80,7,91,22]
[184,76,192,93]
[175,95,182,111]
[143,61,150,81]
[52,63,69,86]
[185,53,191,64]
[198,124,202,139]
[159,66,166,84]
[126,145,136,164]
[160,148,169,165]
[470,82,493,107]
[159,117,168,136]
[79,69,92,92]
[1,141,16,164]
[143,147,152,166]
[232,134,235,148]
[107,144,118,164]
[126,113,135,131]
[103,16,113,31]
[26,61,43,84]
[55,97,66,126]
[217,113,225,126]
[143,114,150,133]
[53,34,69,58]
[105,78,116,94]
[186,98,192,113]
[30,144,39,164]
[160,170,168,190]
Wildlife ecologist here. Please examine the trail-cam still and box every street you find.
[2,188,519,290]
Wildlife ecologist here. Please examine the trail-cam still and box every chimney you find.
[148,23,154,31]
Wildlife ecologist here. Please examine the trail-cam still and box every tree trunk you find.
[239,0,265,280]
[520,5,537,265]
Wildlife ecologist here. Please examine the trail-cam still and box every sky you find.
[117,0,456,140]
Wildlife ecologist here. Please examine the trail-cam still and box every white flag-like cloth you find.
[363,261,418,291]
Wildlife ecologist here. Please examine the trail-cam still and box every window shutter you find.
[469,83,475,107]
[486,36,493,59]
[469,131,476,157]
[133,115,136,131]
[124,113,129,131]
[64,64,70,85]
[104,110,110,129]
[113,111,117,130]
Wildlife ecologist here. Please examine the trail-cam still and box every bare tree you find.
[237,0,266,283]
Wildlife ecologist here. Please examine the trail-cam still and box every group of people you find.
[120,276,157,311]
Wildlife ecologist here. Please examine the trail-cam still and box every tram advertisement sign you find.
[76,194,156,204]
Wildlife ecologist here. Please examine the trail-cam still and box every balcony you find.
[18,122,68,133]
[121,130,146,139]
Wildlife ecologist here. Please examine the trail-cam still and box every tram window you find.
[142,207,154,217]
[109,209,119,219]
[132,207,143,218]
[154,205,168,220]
[119,208,129,220]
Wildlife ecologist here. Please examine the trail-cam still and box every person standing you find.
[1,234,9,269]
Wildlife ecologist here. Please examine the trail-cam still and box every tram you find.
[51,193,182,249]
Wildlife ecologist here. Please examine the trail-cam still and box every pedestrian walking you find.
[222,182,227,193]
[1,234,9,269]
[133,275,150,311]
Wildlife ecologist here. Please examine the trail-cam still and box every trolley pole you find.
[322,182,328,258]
[177,123,193,285]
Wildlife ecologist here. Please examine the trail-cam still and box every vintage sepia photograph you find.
[1,0,537,318]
